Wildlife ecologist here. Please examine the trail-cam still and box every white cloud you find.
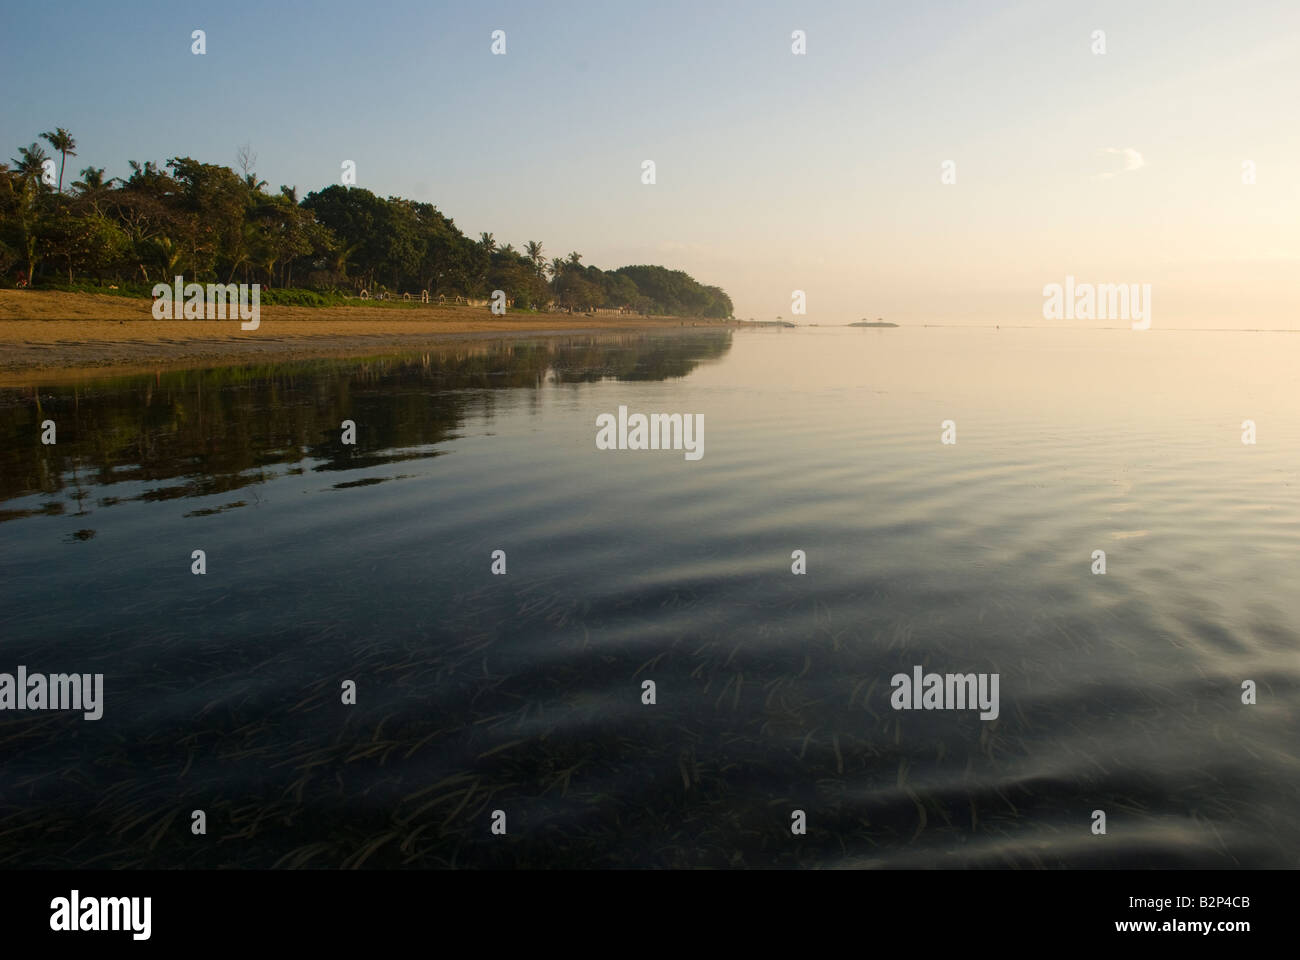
[1093,147,1146,179]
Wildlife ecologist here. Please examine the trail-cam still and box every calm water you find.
[0,327,1297,868]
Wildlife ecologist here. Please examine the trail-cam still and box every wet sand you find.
[0,291,741,384]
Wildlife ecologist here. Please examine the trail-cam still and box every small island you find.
[849,318,898,327]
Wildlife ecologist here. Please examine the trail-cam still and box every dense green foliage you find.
[0,135,733,318]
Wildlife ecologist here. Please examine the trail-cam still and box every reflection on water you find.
[0,327,1296,868]
[0,335,731,528]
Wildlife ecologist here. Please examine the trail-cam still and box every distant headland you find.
[848,318,898,327]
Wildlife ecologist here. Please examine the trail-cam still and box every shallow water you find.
[0,327,1297,867]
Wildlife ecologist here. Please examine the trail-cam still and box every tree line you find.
[0,132,734,318]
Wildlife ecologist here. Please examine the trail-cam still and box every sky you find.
[4,0,1299,327]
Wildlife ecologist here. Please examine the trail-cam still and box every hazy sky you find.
[5,0,1298,327]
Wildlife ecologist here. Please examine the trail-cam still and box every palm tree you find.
[548,257,565,279]
[149,236,185,282]
[10,143,49,186]
[40,128,77,194]
[478,232,496,254]
[525,240,544,273]
[72,166,108,192]
[71,166,115,214]
[7,145,50,283]
[125,159,163,185]
[497,242,516,256]
[331,239,363,285]
[566,251,583,266]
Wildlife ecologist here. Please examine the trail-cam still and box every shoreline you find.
[0,290,746,385]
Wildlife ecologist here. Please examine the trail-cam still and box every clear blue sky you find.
[5,0,1298,326]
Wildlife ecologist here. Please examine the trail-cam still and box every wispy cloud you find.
[1093,147,1146,179]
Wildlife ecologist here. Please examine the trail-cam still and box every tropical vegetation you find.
[0,134,733,318]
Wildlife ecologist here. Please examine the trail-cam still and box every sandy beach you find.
[0,290,741,384]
